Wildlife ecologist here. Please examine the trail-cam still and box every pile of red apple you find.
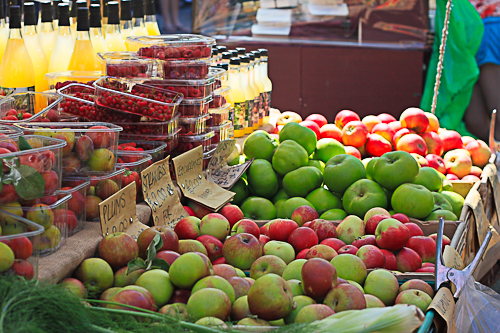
[63,202,439,327]
[280,108,491,182]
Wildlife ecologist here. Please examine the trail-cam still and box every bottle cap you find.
[257,48,268,56]
[89,4,102,27]
[212,47,218,56]
[23,2,37,26]
[53,0,61,20]
[102,0,108,17]
[220,63,229,71]
[77,0,87,8]
[120,0,132,20]
[239,55,250,63]
[216,45,227,53]
[58,3,70,26]
[221,52,231,60]
[8,5,21,28]
[70,0,78,17]
[132,0,144,18]
[246,53,255,61]
[229,50,238,57]
[251,50,261,58]
[76,7,89,31]
[40,1,53,22]
[91,0,100,4]
[230,57,240,65]
[144,0,155,15]
[236,47,246,55]
[107,1,119,24]
[0,0,4,19]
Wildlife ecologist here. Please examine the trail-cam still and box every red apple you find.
[335,110,360,129]
[444,149,472,178]
[405,223,424,237]
[391,213,410,224]
[8,237,33,260]
[212,264,238,280]
[424,112,440,133]
[400,108,429,134]
[446,174,459,180]
[466,139,491,168]
[212,257,226,265]
[462,136,475,147]
[288,227,319,253]
[375,218,410,251]
[396,134,428,156]
[296,249,309,259]
[406,236,437,263]
[300,120,321,139]
[98,232,139,270]
[422,262,435,268]
[220,205,244,228]
[344,146,361,159]
[421,132,444,156]
[439,130,463,152]
[197,235,223,262]
[222,233,262,270]
[462,175,481,182]
[337,245,358,255]
[392,128,415,146]
[276,111,302,126]
[136,226,179,259]
[388,120,402,132]
[306,114,328,128]
[371,123,396,144]
[309,219,337,242]
[362,115,382,132]
[356,245,386,269]
[425,154,447,174]
[470,166,483,177]
[183,206,196,216]
[260,222,270,236]
[155,250,180,265]
[268,219,299,241]
[396,247,422,272]
[301,258,338,300]
[365,214,389,235]
[291,206,319,227]
[380,249,398,270]
[320,238,346,252]
[416,267,434,273]
[174,216,201,239]
[302,221,312,228]
[342,121,369,147]
[259,234,270,249]
[365,134,392,157]
[352,235,376,248]
[320,124,342,141]
[429,233,451,249]
[377,113,397,124]
[168,290,191,304]
[231,219,260,239]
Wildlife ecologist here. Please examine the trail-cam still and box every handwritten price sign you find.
[206,140,253,189]
[99,182,149,240]
[173,146,235,211]
[141,156,188,229]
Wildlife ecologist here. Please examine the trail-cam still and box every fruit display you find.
[178,114,210,135]
[64,168,125,222]
[99,52,157,79]
[207,103,231,126]
[117,140,168,163]
[129,34,215,60]
[58,181,89,235]
[144,77,215,100]
[175,131,214,154]
[0,211,44,280]
[94,77,184,121]
[209,121,232,144]
[17,123,122,176]
[0,135,65,205]
[0,92,64,124]
[45,71,102,90]
[178,95,212,118]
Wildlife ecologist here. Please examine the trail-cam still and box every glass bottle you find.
[239,55,256,134]
[246,53,260,130]
[220,51,231,66]
[52,0,61,29]
[251,50,266,127]
[39,1,56,60]
[0,6,35,96]
[89,4,107,54]
[0,0,8,63]
[104,1,127,51]
[258,49,273,124]
[48,3,75,72]
[132,0,148,36]
[67,7,102,71]
[120,0,134,50]
[144,0,160,35]
[228,58,247,138]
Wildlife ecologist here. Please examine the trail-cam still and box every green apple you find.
[294,304,336,323]
[342,179,388,218]
[243,130,278,161]
[284,295,316,324]
[158,303,188,320]
[365,157,378,180]
[391,184,434,219]
[282,166,323,198]
[194,317,227,329]
[241,197,277,220]
[336,215,364,244]
[425,209,458,221]
[399,279,435,298]
[330,254,367,284]
[432,192,453,212]
[373,151,419,190]
[272,189,289,204]
[114,267,145,287]
[287,279,305,296]
[282,259,307,280]
[135,269,174,307]
[395,289,432,312]
[306,188,342,215]
[60,278,88,299]
[230,178,249,206]
[347,280,364,294]
[308,159,325,173]
[178,240,208,256]
[237,318,271,326]
[275,199,287,213]
[363,269,399,305]
[187,288,232,322]
[413,167,442,192]
[324,154,366,194]
[191,275,236,304]
[312,138,346,163]
[277,197,315,219]
[169,252,212,289]
[250,255,287,280]
[365,294,385,308]
[247,159,279,199]
[73,258,114,295]
[200,213,230,242]
[235,268,246,278]
[320,209,347,221]
[440,190,465,217]
[247,273,295,321]
[272,140,309,176]
[231,295,251,321]
[263,241,295,264]
[0,242,14,272]
[280,122,317,155]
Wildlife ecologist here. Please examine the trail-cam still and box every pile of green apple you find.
[231,111,467,222]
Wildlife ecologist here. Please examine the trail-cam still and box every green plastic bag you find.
[420,0,484,136]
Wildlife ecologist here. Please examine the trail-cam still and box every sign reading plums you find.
[173,146,235,211]
[141,156,188,229]
[206,139,254,189]
[99,182,149,239]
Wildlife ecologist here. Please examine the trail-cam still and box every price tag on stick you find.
[141,156,188,229]
[206,139,254,189]
[99,182,149,239]
[173,146,235,211]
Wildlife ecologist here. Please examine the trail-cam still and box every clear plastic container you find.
[179,95,212,118]
[210,86,231,108]
[209,67,228,90]
[0,210,44,280]
[59,113,82,122]
[0,135,65,205]
[129,34,215,60]
[99,51,159,79]
[15,122,122,176]
[161,58,211,79]
[119,128,181,155]
[203,144,217,169]
[57,84,98,121]
[118,139,168,162]
[179,113,211,136]
[59,180,90,236]
[21,193,71,256]
[63,168,125,222]
[45,70,103,90]
[114,114,179,140]
[175,130,214,154]
[0,124,23,138]
[209,121,232,144]
[0,92,63,124]
[143,76,214,100]
[117,152,152,172]
[208,103,231,126]
[94,77,184,121]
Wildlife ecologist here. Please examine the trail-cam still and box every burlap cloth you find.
[38,202,152,283]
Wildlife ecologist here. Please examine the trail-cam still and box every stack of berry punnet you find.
[45,71,103,90]
[207,66,234,140]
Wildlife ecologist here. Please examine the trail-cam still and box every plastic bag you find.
[455,276,500,333]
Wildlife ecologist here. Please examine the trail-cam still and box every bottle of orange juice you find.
[48,3,75,72]
[120,0,134,50]
[105,1,127,51]
[89,4,107,54]
[0,6,35,95]
[39,1,56,60]
[68,7,102,71]
[132,0,148,36]
[228,58,247,138]
[144,0,160,35]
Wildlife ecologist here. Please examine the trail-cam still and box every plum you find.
[85,195,102,220]
[63,153,82,173]
[42,170,59,196]
[95,179,119,200]
[75,135,94,162]
[61,187,85,215]
[87,126,115,148]
[52,131,75,157]
[26,203,54,231]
